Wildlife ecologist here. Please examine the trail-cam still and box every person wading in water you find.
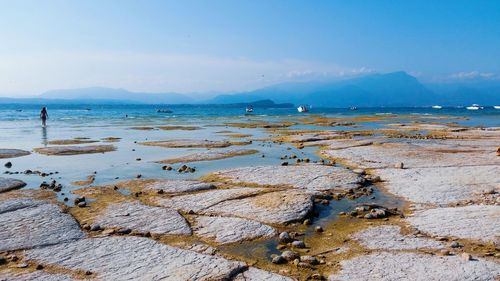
[40,107,48,127]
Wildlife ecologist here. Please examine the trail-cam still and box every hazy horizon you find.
[1,0,500,97]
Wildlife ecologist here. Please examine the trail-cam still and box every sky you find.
[0,0,499,96]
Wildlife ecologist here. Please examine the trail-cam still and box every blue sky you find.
[1,0,499,96]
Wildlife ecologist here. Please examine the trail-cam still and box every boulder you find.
[0,149,30,159]
[0,177,26,193]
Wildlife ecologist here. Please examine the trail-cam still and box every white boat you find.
[494,106,500,109]
[350,107,358,110]
[297,105,309,113]
[245,106,254,113]
[431,105,442,109]
[466,104,483,110]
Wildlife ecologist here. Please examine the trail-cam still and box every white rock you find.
[407,205,500,243]
[234,267,295,281]
[211,165,363,191]
[205,190,313,224]
[24,236,246,281]
[329,252,500,281]
[95,201,192,235]
[194,216,275,244]
[155,187,264,213]
[352,225,445,250]
[144,180,215,194]
[0,177,26,193]
[0,198,84,251]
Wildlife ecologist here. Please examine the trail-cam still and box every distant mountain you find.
[209,72,500,107]
[40,87,194,104]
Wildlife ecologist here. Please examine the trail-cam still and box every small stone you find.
[292,240,306,248]
[395,162,404,169]
[439,250,450,256]
[297,262,312,268]
[136,158,141,161]
[353,169,365,175]
[315,226,324,233]
[136,174,142,178]
[321,199,329,205]
[300,255,318,265]
[157,189,164,194]
[36,264,44,270]
[312,273,323,280]
[0,256,6,265]
[279,232,292,243]
[272,255,286,264]
[116,228,132,235]
[303,219,311,225]
[85,271,93,276]
[276,244,287,250]
[77,201,87,208]
[450,241,461,248]
[102,228,115,235]
[90,224,101,231]
[281,250,299,261]
[16,263,28,268]
[281,162,288,166]
[4,162,12,168]
[461,253,472,261]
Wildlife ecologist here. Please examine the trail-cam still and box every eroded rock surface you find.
[144,180,215,194]
[159,149,258,164]
[34,145,115,155]
[407,205,500,243]
[234,267,295,281]
[25,236,246,281]
[0,198,84,251]
[0,271,78,281]
[0,177,26,193]
[352,225,445,250]
[205,190,313,224]
[95,201,192,235]
[0,148,30,159]
[211,164,363,191]
[194,216,275,244]
[139,139,251,148]
[155,187,263,213]
[329,252,500,281]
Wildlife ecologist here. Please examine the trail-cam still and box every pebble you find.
[279,232,292,243]
[281,162,289,166]
[281,250,299,261]
[450,241,461,248]
[311,273,323,280]
[303,219,311,225]
[300,255,318,265]
[0,256,6,265]
[272,255,286,264]
[77,201,87,208]
[353,169,365,175]
[102,229,115,235]
[4,162,12,168]
[439,249,450,256]
[90,224,101,231]
[461,253,472,261]
[291,240,306,248]
[315,226,324,232]
[36,264,44,270]
[395,162,404,169]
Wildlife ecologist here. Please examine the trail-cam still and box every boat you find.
[431,105,442,109]
[350,107,358,110]
[157,109,173,113]
[297,105,309,113]
[494,106,500,109]
[245,106,254,113]
[466,104,483,110]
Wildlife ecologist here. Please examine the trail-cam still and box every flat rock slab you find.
[0,271,78,281]
[329,252,500,281]
[34,145,115,156]
[47,139,99,145]
[95,201,192,235]
[144,180,215,194]
[205,190,313,225]
[25,236,246,281]
[376,165,500,204]
[211,164,363,191]
[193,216,276,244]
[139,139,251,148]
[0,177,26,193]
[159,149,258,164]
[234,267,295,281]
[352,225,445,250]
[407,205,500,243]
[155,187,264,213]
[0,148,30,159]
[0,198,85,251]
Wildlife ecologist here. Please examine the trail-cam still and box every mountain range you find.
[1,71,499,106]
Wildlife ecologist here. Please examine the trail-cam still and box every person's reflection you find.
[41,126,48,146]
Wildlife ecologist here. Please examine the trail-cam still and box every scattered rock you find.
[281,250,300,261]
[279,232,293,243]
[291,240,306,248]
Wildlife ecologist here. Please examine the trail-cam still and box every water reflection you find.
[41,126,48,146]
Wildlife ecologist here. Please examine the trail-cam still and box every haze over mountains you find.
[2,72,499,106]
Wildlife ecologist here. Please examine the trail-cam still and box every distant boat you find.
[245,106,254,113]
[494,106,500,109]
[350,107,358,110]
[431,105,442,109]
[157,109,173,113]
[466,104,483,110]
[297,105,309,113]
